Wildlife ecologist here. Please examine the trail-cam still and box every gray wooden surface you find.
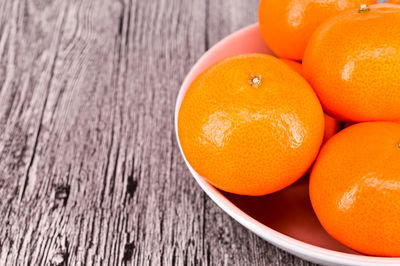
[0,0,316,265]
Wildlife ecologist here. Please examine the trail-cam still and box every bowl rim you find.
[174,23,400,265]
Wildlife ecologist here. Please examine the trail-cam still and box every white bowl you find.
[174,23,400,266]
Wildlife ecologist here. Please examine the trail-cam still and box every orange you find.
[303,4,400,122]
[387,0,400,3]
[281,59,303,74]
[258,0,375,61]
[310,122,400,256]
[323,114,339,143]
[281,59,339,143]
[178,54,325,196]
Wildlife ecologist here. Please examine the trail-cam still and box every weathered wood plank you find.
[0,0,316,265]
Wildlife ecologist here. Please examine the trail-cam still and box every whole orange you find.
[281,59,339,143]
[258,0,375,61]
[310,122,400,256]
[303,4,400,122]
[178,54,325,196]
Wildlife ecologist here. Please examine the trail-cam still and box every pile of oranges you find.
[178,0,400,257]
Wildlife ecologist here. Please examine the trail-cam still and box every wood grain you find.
[0,0,316,265]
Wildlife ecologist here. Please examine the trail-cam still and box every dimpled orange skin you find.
[178,54,325,196]
[303,4,400,122]
[310,122,400,256]
[281,59,339,143]
[258,0,375,61]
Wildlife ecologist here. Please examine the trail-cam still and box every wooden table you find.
[0,1,315,265]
